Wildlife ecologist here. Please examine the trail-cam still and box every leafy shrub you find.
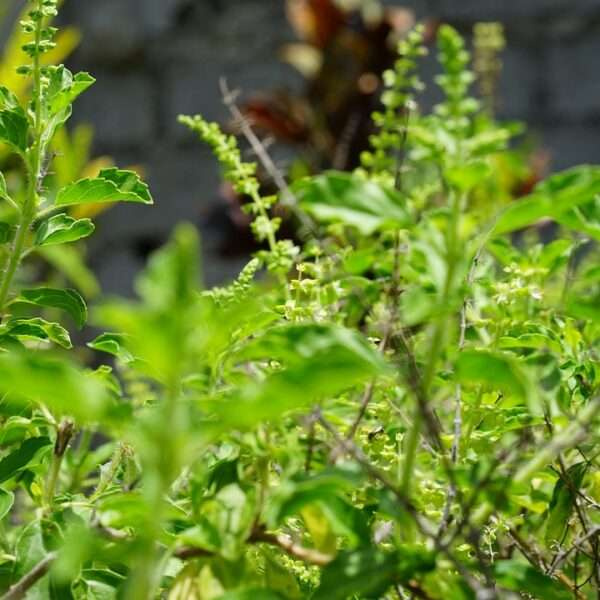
[1,3,600,599]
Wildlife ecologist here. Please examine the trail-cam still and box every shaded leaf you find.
[13,521,48,589]
[545,462,587,544]
[267,467,363,529]
[209,324,386,431]
[0,489,14,520]
[312,548,402,600]
[218,591,285,600]
[0,437,51,484]
[17,287,87,329]
[494,560,571,600]
[0,222,16,244]
[567,298,600,323]
[293,171,409,234]
[0,107,28,154]
[456,349,531,405]
[314,546,434,599]
[0,350,109,422]
[493,166,600,236]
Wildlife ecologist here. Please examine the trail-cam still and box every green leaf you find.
[0,108,28,155]
[313,549,398,600]
[566,298,600,323]
[13,521,48,590]
[0,437,51,484]
[17,287,87,329]
[0,87,21,111]
[293,171,409,234]
[0,171,8,199]
[81,569,125,598]
[209,324,386,431]
[48,69,95,116]
[498,333,561,354]
[35,214,95,246]
[268,468,369,547]
[55,168,153,207]
[0,222,16,244]
[87,333,135,363]
[456,349,532,405]
[493,560,571,600]
[135,223,200,310]
[201,484,256,560]
[0,317,72,348]
[445,161,491,191]
[545,462,587,543]
[0,489,14,520]
[493,165,600,236]
[0,351,110,422]
[314,547,434,599]
[218,591,285,600]
[41,68,96,147]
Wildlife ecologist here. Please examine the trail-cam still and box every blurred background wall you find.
[3,0,600,293]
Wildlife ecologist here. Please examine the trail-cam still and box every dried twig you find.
[219,78,315,237]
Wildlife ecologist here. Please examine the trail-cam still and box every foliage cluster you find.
[1,3,600,599]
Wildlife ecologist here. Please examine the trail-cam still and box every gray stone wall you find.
[6,1,600,291]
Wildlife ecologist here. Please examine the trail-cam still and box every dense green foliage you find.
[2,3,600,599]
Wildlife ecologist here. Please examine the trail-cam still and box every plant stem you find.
[44,419,74,509]
[0,6,44,314]
[401,190,462,496]
[89,443,124,503]
[0,552,57,600]
[472,396,600,527]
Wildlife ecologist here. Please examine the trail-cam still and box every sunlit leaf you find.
[56,168,153,207]
[0,317,72,348]
[87,333,135,363]
[0,170,8,199]
[35,213,95,246]
[445,161,491,191]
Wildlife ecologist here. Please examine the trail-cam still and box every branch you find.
[219,78,315,237]
[1,553,57,600]
[548,525,600,575]
[252,530,333,566]
[174,526,334,567]
[316,410,436,539]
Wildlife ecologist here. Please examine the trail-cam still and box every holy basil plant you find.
[1,4,600,600]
